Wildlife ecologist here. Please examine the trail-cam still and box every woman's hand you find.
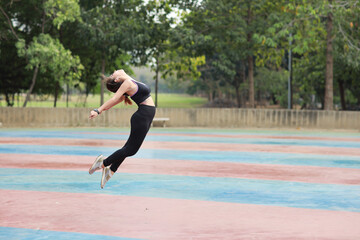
[89,110,99,119]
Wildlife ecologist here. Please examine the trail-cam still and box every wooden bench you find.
[152,117,170,127]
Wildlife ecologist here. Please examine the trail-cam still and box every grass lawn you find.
[0,93,207,109]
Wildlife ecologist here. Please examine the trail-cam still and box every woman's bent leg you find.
[102,106,155,172]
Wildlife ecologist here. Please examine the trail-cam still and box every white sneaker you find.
[101,166,113,189]
[89,155,104,175]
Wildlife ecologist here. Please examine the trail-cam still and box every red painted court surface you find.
[1,128,360,239]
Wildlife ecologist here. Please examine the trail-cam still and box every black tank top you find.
[127,80,151,105]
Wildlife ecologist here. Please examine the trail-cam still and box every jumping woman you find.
[88,69,155,188]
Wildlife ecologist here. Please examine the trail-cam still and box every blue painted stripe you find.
[1,144,359,169]
[1,131,359,148]
[2,128,360,138]
[0,226,144,240]
[1,168,359,212]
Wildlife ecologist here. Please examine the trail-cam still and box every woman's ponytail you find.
[124,96,133,105]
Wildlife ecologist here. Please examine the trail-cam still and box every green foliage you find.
[255,67,289,107]
[16,33,83,85]
[161,48,205,80]
[0,93,207,108]
[293,52,326,109]
[44,0,81,29]
[254,0,360,109]
[333,0,360,69]
[1,0,360,109]
[254,0,327,67]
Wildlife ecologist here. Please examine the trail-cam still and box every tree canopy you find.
[0,0,359,110]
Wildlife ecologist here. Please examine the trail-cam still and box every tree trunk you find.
[5,93,14,107]
[290,56,293,108]
[248,55,255,108]
[83,92,89,107]
[23,7,45,108]
[235,85,241,108]
[216,82,222,100]
[0,6,19,40]
[54,82,59,108]
[338,79,346,110]
[324,1,333,110]
[66,83,69,107]
[23,66,39,107]
[206,80,214,102]
[234,62,245,108]
[288,40,293,109]
[241,66,247,107]
[155,56,159,107]
[100,58,105,105]
[247,4,255,108]
[84,83,90,107]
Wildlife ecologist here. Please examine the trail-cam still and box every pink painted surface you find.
[1,153,360,185]
[1,189,360,240]
[145,141,360,156]
[1,137,360,156]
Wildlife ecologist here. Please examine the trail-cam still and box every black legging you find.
[103,104,156,172]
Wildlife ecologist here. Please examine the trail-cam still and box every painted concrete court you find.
[0,128,360,239]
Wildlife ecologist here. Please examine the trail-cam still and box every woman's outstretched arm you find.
[89,79,132,119]
[89,95,125,119]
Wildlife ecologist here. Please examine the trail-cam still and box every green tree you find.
[44,0,81,30]
[173,0,277,107]
[1,0,82,107]
[16,34,83,107]
[44,0,82,106]
[0,1,39,106]
[255,0,360,110]
[142,0,175,107]
[78,0,148,105]
[333,0,360,110]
